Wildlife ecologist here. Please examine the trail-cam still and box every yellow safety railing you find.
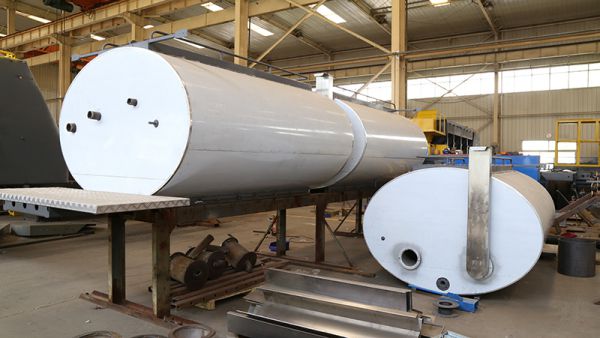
[554,119,600,167]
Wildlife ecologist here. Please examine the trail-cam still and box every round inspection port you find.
[399,248,421,270]
[66,123,77,133]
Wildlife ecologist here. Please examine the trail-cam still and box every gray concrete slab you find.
[0,205,598,338]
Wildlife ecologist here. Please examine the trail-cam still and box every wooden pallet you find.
[168,257,288,310]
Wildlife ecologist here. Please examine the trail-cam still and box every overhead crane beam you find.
[0,0,174,50]
[0,0,60,22]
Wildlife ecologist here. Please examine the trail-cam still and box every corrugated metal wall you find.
[408,87,600,152]
[29,63,60,123]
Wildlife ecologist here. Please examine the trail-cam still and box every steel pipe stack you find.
[58,47,427,197]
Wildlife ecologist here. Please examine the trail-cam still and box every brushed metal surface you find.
[0,187,189,214]
[466,146,493,280]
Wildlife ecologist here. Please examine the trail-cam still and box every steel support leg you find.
[315,197,327,263]
[355,196,363,234]
[276,209,287,256]
[108,214,126,304]
[152,209,175,318]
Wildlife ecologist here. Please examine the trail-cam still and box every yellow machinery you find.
[554,119,600,168]
[412,110,475,155]
[0,50,17,59]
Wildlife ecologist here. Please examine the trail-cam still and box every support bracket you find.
[466,146,493,280]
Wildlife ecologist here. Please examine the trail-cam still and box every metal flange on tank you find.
[364,147,555,295]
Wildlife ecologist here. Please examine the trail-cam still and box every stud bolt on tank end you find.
[127,98,138,106]
[148,119,159,128]
[66,123,77,133]
[87,111,101,121]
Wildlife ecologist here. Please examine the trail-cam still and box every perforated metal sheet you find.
[0,187,190,214]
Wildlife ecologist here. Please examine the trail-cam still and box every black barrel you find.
[557,237,596,277]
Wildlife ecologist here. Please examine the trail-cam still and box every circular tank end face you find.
[59,47,191,195]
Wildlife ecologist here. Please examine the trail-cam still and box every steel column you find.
[6,6,16,35]
[355,196,363,234]
[391,0,407,112]
[234,0,249,66]
[57,42,72,121]
[108,214,126,304]
[315,197,327,263]
[276,209,287,256]
[152,208,175,318]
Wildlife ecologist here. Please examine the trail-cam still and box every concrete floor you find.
[0,206,599,338]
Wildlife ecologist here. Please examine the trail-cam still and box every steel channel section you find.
[233,269,421,338]
[264,269,412,312]
[466,146,493,280]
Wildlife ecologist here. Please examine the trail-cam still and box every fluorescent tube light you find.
[16,11,51,24]
[201,2,224,12]
[309,5,346,24]
[249,22,274,36]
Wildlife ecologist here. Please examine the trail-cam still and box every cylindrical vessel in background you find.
[59,47,427,197]
[364,167,555,295]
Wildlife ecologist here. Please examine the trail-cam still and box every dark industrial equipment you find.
[0,57,68,186]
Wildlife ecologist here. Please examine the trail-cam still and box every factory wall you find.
[29,63,60,123]
[408,87,600,152]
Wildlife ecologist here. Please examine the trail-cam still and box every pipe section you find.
[59,47,427,197]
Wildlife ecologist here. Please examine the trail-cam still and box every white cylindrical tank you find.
[59,47,427,197]
[364,167,554,295]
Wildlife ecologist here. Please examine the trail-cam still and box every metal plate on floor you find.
[0,187,190,214]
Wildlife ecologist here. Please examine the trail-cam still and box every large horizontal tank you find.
[59,47,427,197]
[364,167,554,294]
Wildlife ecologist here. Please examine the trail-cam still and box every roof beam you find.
[0,0,59,22]
[260,14,331,57]
[475,0,498,38]
[350,0,390,35]
[0,0,173,50]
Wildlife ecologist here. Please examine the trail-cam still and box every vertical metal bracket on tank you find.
[466,146,493,280]
[315,73,334,99]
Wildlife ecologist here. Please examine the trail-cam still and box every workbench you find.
[0,186,374,321]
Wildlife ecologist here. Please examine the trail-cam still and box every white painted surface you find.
[336,101,428,185]
[364,168,555,294]
[60,47,427,197]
